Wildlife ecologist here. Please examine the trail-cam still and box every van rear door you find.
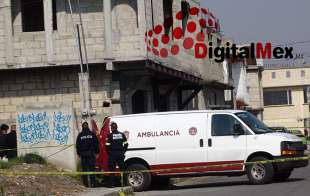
[207,113,247,171]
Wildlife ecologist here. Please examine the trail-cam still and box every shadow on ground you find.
[147,178,305,192]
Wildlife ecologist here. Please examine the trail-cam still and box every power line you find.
[275,40,310,47]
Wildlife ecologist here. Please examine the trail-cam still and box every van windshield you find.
[235,112,273,134]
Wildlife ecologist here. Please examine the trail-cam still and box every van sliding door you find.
[152,113,208,173]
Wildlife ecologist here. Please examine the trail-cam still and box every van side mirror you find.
[233,124,244,136]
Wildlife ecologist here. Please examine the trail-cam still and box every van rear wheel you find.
[125,164,151,192]
[246,156,274,185]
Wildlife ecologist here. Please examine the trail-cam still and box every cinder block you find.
[27,56,42,63]
[17,90,31,96]
[91,92,104,100]
[32,90,44,95]
[0,98,10,105]
[4,105,16,112]
[9,84,23,91]
[23,83,36,90]
[38,96,51,102]
[10,97,24,105]
[0,112,10,120]
[24,96,38,103]
[62,80,75,88]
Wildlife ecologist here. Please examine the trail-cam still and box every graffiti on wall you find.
[17,111,72,145]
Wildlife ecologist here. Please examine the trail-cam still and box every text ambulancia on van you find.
[96,110,308,191]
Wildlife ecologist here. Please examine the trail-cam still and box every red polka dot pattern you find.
[144,6,220,58]
[152,48,159,56]
[171,45,180,55]
[161,34,170,44]
[183,37,194,50]
[176,11,183,20]
[187,21,196,33]
[173,27,183,39]
[196,32,205,42]
[199,18,207,28]
[153,38,159,47]
[148,30,153,37]
[154,25,163,34]
[160,48,168,58]
[189,7,200,15]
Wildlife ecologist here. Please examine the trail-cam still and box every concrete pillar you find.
[137,0,147,54]
[43,0,54,63]
[104,0,113,59]
[3,0,14,65]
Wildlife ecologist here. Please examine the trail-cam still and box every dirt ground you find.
[0,163,86,196]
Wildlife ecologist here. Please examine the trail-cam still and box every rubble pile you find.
[0,163,86,195]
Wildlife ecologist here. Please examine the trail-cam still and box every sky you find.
[202,0,310,66]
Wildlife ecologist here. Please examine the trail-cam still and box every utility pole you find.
[67,0,94,122]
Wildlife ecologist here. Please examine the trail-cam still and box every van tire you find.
[246,156,274,185]
[273,169,292,181]
[125,164,151,192]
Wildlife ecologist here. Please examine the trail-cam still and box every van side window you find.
[212,114,239,136]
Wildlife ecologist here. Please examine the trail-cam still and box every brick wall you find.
[0,65,118,125]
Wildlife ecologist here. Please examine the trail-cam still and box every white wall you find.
[17,102,78,171]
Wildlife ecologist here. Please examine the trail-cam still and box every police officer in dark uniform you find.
[105,122,128,187]
[76,122,99,187]
[0,124,9,159]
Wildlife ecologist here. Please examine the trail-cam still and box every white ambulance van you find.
[101,110,308,191]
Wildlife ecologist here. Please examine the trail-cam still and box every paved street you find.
[136,157,310,196]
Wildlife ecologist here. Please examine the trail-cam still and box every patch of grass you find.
[0,160,12,169]
[23,153,47,165]
[0,186,5,196]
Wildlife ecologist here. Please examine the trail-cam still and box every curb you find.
[104,187,134,196]
[78,186,134,196]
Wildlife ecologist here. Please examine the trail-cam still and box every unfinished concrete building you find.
[0,0,230,125]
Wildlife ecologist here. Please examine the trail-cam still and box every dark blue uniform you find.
[76,127,99,187]
[105,130,128,186]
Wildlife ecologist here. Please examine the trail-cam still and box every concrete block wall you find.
[0,0,224,85]
[0,0,145,69]
[0,4,5,65]
[0,65,117,126]
[247,70,263,109]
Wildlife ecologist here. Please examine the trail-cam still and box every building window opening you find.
[22,0,44,32]
[21,0,57,32]
[286,71,291,78]
[301,70,306,77]
[159,94,169,112]
[271,72,276,79]
[163,0,173,35]
[181,1,190,34]
[264,89,292,106]
[132,90,148,114]
[52,0,57,30]
[304,86,310,104]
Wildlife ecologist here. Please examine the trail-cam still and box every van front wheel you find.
[246,156,274,185]
[125,164,151,192]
